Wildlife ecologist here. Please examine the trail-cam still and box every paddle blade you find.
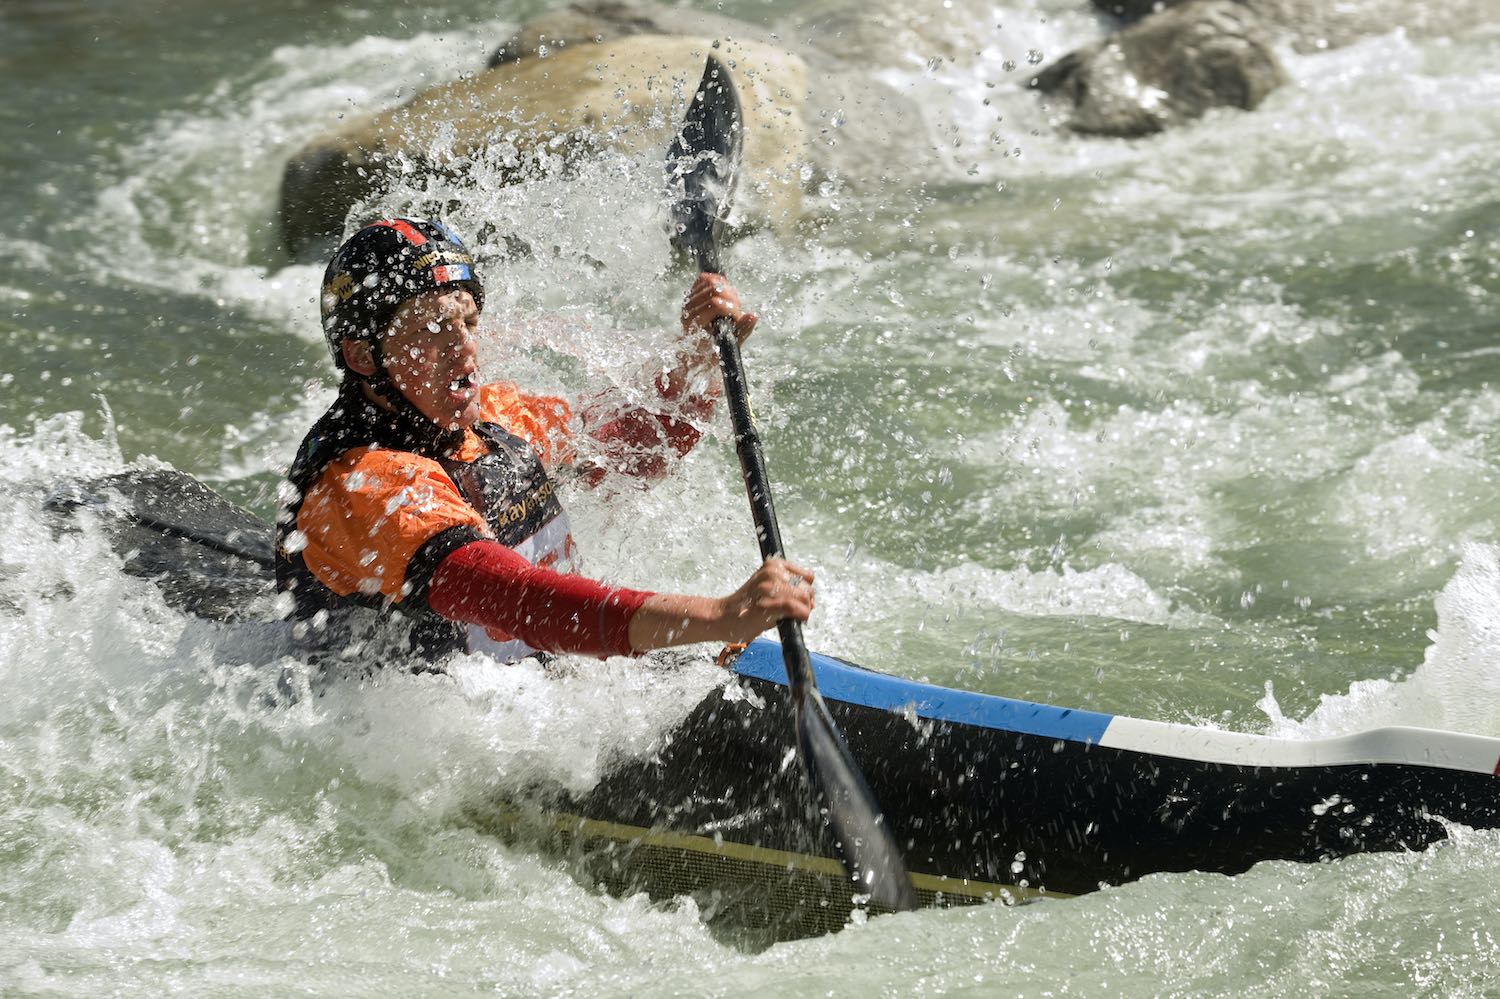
[666,54,743,274]
[796,688,919,912]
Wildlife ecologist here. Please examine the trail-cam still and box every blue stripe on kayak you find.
[732,639,1115,745]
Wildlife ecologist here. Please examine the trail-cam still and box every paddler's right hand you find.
[714,557,815,642]
[623,557,816,652]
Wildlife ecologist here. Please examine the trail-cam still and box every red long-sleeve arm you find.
[580,367,718,484]
[426,540,653,658]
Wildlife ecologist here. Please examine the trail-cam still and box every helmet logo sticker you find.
[324,272,357,303]
[411,249,473,271]
[431,264,472,284]
[376,218,430,246]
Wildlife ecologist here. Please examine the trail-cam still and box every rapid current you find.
[2,0,1499,993]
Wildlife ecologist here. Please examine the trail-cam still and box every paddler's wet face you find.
[377,287,482,430]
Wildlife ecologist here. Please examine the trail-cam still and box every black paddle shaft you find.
[669,55,917,912]
[709,317,806,680]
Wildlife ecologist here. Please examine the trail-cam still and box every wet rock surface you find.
[278,1,943,259]
[1032,0,1286,137]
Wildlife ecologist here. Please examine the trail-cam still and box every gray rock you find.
[1033,0,1286,137]
[482,0,943,186]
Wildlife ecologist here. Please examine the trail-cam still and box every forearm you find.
[578,272,751,484]
[626,592,732,651]
[629,557,817,652]
[652,340,722,409]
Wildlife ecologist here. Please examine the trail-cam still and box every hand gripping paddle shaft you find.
[667,55,917,912]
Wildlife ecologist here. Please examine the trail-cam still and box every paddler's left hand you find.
[681,272,756,348]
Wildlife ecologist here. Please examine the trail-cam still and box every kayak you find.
[47,468,1500,939]
[483,639,1500,937]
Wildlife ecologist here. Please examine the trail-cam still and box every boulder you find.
[278,1,950,258]
[481,1,950,189]
[1032,0,1286,137]
[279,34,808,258]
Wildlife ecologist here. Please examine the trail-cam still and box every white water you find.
[5,0,1500,992]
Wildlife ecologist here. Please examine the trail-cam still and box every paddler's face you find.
[380,287,482,430]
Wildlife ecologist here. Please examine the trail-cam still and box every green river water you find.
[2,0,1499,994]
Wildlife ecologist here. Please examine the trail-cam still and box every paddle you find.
[666,54,918,913]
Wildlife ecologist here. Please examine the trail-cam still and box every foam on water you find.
[0,414,742,989]
[1261,543,1500,740]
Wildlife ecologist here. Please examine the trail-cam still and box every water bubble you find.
[1312,795,1343,816]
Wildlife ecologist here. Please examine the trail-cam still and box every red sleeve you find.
[581,368,717,484]
[426,540,653,658]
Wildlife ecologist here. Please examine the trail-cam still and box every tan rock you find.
[280,34,808,257]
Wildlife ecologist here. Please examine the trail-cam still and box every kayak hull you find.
[467,639,1500,938]
[51,469,1500,938]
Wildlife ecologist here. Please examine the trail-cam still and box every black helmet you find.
[319,217,486,370]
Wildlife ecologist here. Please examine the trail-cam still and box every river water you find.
[3,0,1499,994]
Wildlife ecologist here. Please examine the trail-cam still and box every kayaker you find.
[275,216,814,663]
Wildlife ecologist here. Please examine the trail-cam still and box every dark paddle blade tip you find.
[667,53,743,274]
[797,691,920,912]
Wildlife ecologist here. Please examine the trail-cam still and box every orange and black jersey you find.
[277,380,606,658]
[276,367,717,662]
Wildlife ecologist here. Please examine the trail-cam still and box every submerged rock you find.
[1032,0,1286,137]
